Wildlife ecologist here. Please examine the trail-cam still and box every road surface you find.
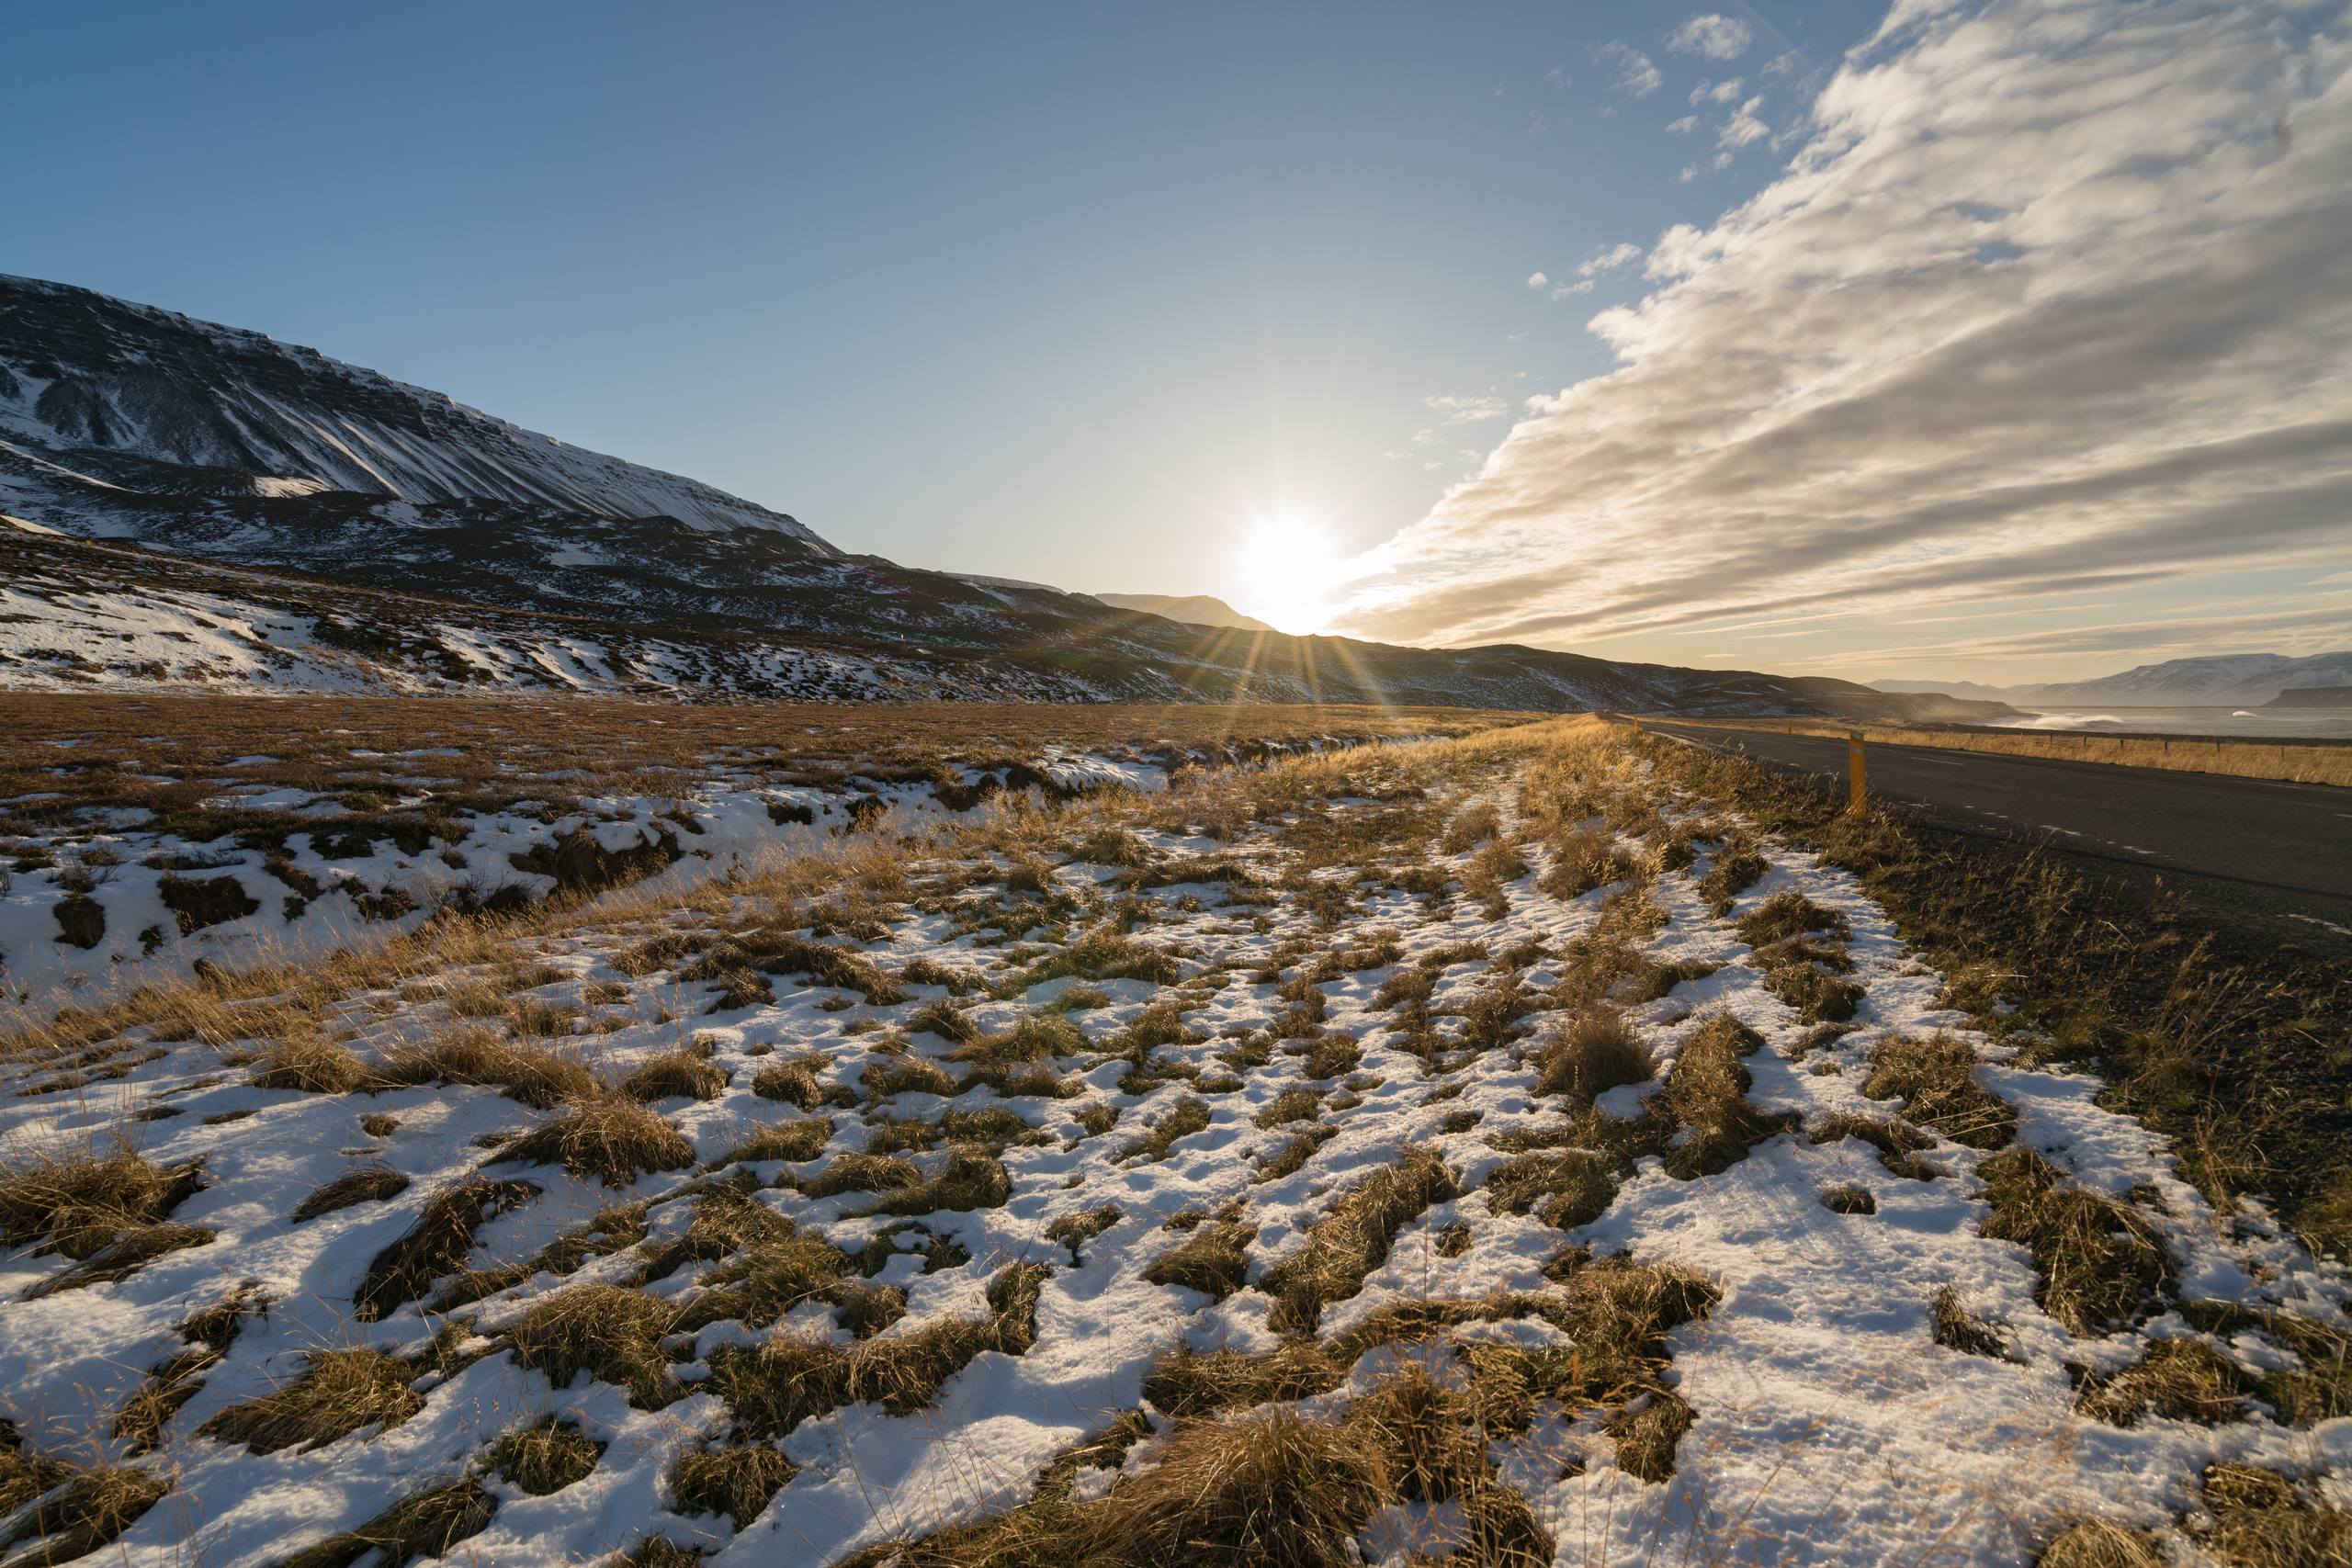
[1641,721,2352,944]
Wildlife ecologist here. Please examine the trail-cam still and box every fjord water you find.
[1996,705,2352,739]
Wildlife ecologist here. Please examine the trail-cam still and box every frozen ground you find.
[3,694,1470,1015]
[0,717,2343,1566]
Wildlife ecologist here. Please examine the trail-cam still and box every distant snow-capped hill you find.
[1873,651,2352,706]
[1092,592,1276,633]
[0,274,825,545]
[2032,652,2352,705]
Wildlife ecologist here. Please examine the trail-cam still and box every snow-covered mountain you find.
[0,275,825,544]
[1092,592,1276,633]
[1872,651,2352,707]
[0,274,2010,721]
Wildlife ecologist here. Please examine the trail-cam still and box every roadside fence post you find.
[1847,732,1867,817]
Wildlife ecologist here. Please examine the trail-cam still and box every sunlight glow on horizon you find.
[1234,514,1340,636]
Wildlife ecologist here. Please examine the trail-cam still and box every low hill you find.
[1091,592,1276,633]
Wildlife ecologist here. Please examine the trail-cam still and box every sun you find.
[1236,516,1338,635]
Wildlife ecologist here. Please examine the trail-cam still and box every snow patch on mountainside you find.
[0,275,828,546]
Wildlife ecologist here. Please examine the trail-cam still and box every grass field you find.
[0,697,1532,1012]
[0,709,2344,1565]
[1648,714,2352,786]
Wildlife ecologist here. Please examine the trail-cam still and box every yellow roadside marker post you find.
[1847,732,1867,816]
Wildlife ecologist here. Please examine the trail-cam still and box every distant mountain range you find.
[1091,592,1275,633]
[0,273,2006,720]
[1872,651,2352,708]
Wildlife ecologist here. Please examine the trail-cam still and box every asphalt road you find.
[1642,721,2352,945]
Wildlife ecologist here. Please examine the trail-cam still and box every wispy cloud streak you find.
[1336,0,2352,670]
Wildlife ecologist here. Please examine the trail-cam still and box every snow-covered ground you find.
[0,719,2341,1565]
[2,739,1225,1014]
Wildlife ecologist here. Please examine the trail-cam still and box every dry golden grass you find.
[1978,1147,2170,1337]
[1653,1015,1792,1179]
[1485,1150,1620,1229]
[504,1284,684,1405]
[198,1348,423,1454]
[672,1444,798,1530]
[355,1176,539,1320]
[2035,1518,2165,1568]
[483,1416,604,1495]
[289,1165,411,1223]
[2075,1338,2254,1428]
[617,1046,728,1103]
[2196,1462,2352,1565]
[1651,714,2352,787]
[492,1100,695,1187]
[249,1032,376,1093]
[707,1262,1046,1438]
[0,1453,170,1565]
[1052,1407,1392,1566]
[275,1479,497,1568]
[0,1135,201,1259]
[1862,1035,2018,1151]
[1261,1145,1457,1335]
[0,692,1532,835]
[1141,1219,1258,1300]
[1533,1008,1651,1103]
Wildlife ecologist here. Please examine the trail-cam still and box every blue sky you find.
[12,1,2348,682]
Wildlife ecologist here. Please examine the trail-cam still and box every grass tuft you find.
[1655,1015,1792,1179]
[708,1262,1047,1438]
[382,1028,596,1109]
[2034,1519,2165,1568]
[250,1032,377,1093]
[199,1348,423,1454]
[274,1479,496,1568]
[1485,1151,1620,1229]
[505,1284,683,1405]
[1978,1147,2170,1337]
[1930,1286,2015,1360]
[1142,1221,1258,1300]
[0,1449,168,1564]
[291,1165,411,1223]
[484,1416,604,1495]
[2076,1337,2253,1427]
[0,1140,202,1260]
[1261,1146,1457,1335]
[1533,1009,1650,1103]
[356,1177,539,1320]
[1863,1034,2018,1151]
[619,1048,728,1102]
[672,1444,798,1530]
[492,1100,695,1187]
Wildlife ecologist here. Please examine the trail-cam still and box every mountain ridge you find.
[0,273,2012,723]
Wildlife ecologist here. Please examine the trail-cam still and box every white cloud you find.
[1334,0,2352,672]
[1716,95,1770,154]
[1668,14,1755,62]
[1552,280,1596,298]
[1594,39,1662,97]
[1690,76,1746,104]
[1424,393,1509,423]
[1578,242,1645,278]
[1668,113,1699,133]
[1525,271,1549,290]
